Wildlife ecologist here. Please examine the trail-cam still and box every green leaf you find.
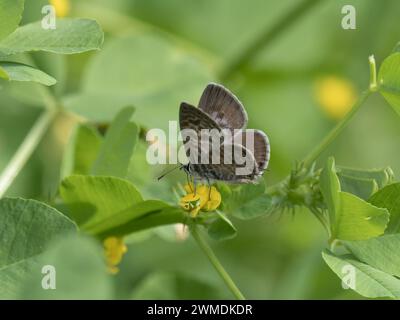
[322,250,400,299]
[0,0,24,41]
[207,212,237,241]
[320,158,389,240]
[337,173,378,201]
[344,234,400,277]
[19,235,112,299]
[59,175,143,232]
[0,198,77,298]
[98,206,186,239]
[61,124,102,178]
[335,192,389,241]
[0,62,56,86]
[222,181,272,220]
[0,18,103,55]
[89,200,171,236]
[63,33,213,126]
[0,198,77,267]
[91,107,138,178]
[336,166,394,189]
[369,183,400,233]
[378,52,400,116]
[0,64,7,78]
[131,272,222,299]
[126,140,153,188]
[319,157,340,232]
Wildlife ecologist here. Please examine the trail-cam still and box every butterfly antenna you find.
[157,164,183,181]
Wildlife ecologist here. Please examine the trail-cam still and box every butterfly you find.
[179,83,270,186]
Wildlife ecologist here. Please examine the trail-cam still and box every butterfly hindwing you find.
[234,129,270,172]
[198,83,248,130]
[189,143,258,183]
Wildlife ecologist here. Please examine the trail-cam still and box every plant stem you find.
[0,108,57,198]
[220,0,322,80]
[190,224,245,300]
[302,90,371,168]
[267,90,371,194]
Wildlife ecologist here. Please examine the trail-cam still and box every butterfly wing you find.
[180,86,269,182]
[189,143,258,183]
[180,102,221,132]
[198,83,248,130]
[179,102,222,164]
[234,129,270,172]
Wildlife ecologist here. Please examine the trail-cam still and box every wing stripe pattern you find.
[198,83,248,130]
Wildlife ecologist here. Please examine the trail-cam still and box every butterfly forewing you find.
[198,83,248,130]
[179,102,222,164]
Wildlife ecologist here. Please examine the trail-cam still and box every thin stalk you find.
[190,224,245,300]
[267,89,371,234]
[303,55,377,167]
[220,0,322,80]
[302,90,371,168]
[0,108,57,198]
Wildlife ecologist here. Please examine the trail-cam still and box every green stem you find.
[190,224,245,300]
[0,108,58,198]
[220,0,322,80]
[267,90,370,194]
[302,90,371,168]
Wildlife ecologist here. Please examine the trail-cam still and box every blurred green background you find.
[1,0,400,299]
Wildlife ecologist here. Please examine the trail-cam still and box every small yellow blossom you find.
[103,236,127,274]
[180,184,222,216]
[49,0,70,17]
[201,186,222,211]
[179,193,201,217]
[314,76,357,120]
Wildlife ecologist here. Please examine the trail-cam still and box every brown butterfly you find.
[179,83,270,186]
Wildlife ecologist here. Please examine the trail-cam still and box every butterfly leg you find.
[206,177,211,201]
[186,173,193,192]
[193,177,197,195]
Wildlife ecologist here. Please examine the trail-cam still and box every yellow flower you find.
[314,76,357,120]
[181,184,222,216]
[49,0,70,17]
[103,237,127,274]
[179,193,201,217]
[201,186,222,211]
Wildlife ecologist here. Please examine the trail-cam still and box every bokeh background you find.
[1,0,400,299]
